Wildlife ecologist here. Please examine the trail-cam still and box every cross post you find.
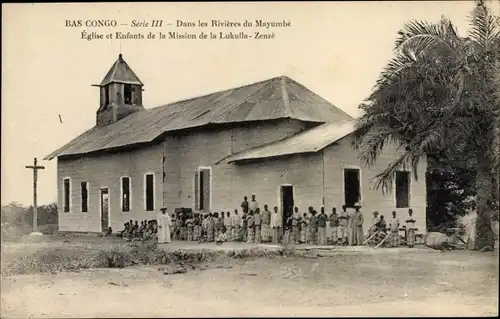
[25,157,45,233]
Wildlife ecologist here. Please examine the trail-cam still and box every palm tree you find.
[352,0,500,250]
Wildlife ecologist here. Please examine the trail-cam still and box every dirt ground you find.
[1,237,498,318]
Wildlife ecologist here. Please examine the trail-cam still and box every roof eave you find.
[227,151,319,164]
[99,80,144,87]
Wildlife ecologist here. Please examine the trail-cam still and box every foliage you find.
[1,202,58,226]
[351,1,499,249]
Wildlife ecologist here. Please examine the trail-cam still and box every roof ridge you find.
[286,77,354,119]
[213,80,274,122]
[280,76,292,117]
[146,75,285,112]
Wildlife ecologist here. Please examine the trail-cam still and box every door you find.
[199,168,211,212]
[280,185,294,233]
[344,168,360,208]
[100,188,109,231]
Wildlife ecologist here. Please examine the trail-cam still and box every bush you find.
[1,239,295,276]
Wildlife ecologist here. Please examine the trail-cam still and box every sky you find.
[1,1,491,206]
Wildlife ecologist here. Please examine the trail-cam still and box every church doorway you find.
[100,188,110,231]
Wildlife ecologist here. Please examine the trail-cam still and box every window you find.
[145,174,154,211]
[396,171,411,208]
[194,168,211,211]
[124,84,133,104]
[81,181,88,212]
[63,178,71,213]
[104,86,110,106]
[121,177,131,212]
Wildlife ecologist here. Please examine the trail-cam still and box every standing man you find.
[347,204,358,246]
[329,207,339,245]
[157,207,172,244]
[405,208,416,248]
[241,196,249,215]
[270,206,281,244]
[354,204,365,245]
[249,195,259,213]
[390,211,400,248]
[261,204,272,242]
[317,207,328,245]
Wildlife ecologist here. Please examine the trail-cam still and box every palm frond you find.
[468,0,500,52]
[395,17,463,59]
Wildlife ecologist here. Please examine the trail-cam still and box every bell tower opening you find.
[95,54,145,126]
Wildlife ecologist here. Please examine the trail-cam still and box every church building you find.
[45,54,427,233]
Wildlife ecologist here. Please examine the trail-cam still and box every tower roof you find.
[99,54,144,86]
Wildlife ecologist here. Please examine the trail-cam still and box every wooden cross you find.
[25,157,45,232]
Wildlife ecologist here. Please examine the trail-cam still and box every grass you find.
[1,235,298,276]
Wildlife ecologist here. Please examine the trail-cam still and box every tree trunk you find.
[474,152,495,251]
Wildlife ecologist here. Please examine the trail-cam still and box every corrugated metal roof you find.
[224,120,356,163]
[100,54,143,86]
[45,76,353,160]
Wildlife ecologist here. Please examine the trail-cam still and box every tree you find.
[352,0,500,250]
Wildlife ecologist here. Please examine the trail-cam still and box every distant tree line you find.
[1,202,58,226]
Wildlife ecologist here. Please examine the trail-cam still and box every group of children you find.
[120,219,159,241]
[118,194,418,248]
[366,208,417,248]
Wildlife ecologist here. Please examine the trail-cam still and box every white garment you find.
[225,216,232,227]
[405,214,415,228]
[232,214,241,227]
[270,212,281,228]
[249,200,259,212]
[390,217,400,231]
[157,212,172,243]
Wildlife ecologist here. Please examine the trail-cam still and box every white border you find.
[100,187,110,230]
[80,181,89,213]
[394,170,412,208]
[144,172,156,212]
[120,176,132,212]
[341,165,362,207]
[196,166,212,212]
[62,176,71,213]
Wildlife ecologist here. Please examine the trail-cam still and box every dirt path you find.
[2,251,498,318]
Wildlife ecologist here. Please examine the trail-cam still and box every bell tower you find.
[95,54,144,126]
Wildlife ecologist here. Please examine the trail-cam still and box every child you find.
[338,205,349,245]
[193,213,200,241]
[241,212,248,242]
[329,208,339,245]
[300,213,309,244]
[284,214,292,244]
[247,211,255,243]
[207,213,215,242]
[216,227,228,245]
[186,214,194,241]
[405,209,416,248]
[254,209,262,243]
[389,211,400,248]
[179,214,187,240]
[201,214,209,242]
